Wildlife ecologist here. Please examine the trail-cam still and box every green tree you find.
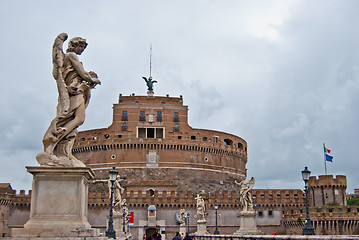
[347,198,359,206]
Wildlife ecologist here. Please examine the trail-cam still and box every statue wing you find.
[142,76,148,81]
[152,80,158,83]
[52,33,70,116]
[249,177,255,189]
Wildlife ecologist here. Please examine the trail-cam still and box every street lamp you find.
[301,166,315,235]
[186,212,190,233]
[214,202,219,235]
[106,167,118,239]
[122,201,127,234]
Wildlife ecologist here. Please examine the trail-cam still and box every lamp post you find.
[105,167,118,239]
[186,212,190,233]
[122,201,127,234]
[301,166,315,235]
[214,202,219,235]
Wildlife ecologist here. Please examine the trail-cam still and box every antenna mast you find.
[149,44,152,78]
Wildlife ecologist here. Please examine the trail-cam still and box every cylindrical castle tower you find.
[72,94,248,193]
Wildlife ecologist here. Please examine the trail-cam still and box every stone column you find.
[12,166,99,238]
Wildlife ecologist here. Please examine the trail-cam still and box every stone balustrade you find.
[196,234,359,240]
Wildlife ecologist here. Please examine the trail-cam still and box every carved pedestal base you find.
[195,221,209,235]
[234,211,262,235]
[12,166,99,238]
[179,225,187,236]
[112,212,128,235]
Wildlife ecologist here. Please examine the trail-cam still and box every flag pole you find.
[323,143,327,175]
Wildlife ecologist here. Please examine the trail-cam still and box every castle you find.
[1,92,358,238]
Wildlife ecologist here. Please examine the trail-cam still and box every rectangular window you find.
[157,111,162,122]
[156,128,163,138]
[174,124,179,132]
[258,211,263,217]
[214,136,219,143]
[174,112,179,122]
[147,128,155,138]
[122,111,128,121]
[139,111,145,121]
[268,210,273,216]
[122,122,127,131]
[137,127,164,139]
[138,128,146,138]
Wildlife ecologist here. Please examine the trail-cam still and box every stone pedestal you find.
[179,225,187,236]
[195,221,208,235]
[234,211,262,235]
[12,166,99,238]
[113,212,126,234]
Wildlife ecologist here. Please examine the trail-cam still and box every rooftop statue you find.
[235,177,255,212]
[142,76,157,92]
[36,33,101,167]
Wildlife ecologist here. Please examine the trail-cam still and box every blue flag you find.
[325,153,333,162]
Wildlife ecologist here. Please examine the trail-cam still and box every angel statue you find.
[195,194,206,222]
[178,208,186,226]
[109,176,125,213]
[36,33,101,167]
[142,76,157,92]
[235,177,255,212]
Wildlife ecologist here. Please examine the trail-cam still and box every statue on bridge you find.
[235,177,255,212]
[36,33,101,167]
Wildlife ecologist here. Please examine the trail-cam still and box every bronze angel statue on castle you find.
[36,33,101,167]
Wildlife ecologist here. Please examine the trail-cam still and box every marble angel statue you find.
[36,33,101,167]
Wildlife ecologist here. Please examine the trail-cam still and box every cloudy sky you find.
[1,1,358,193]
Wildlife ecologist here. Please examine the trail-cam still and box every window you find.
[104,134,110,139]
[149,189,155,197]
[157,111,162,122]
[203,137,208,141]
[138,128,146,138]
[224,139,233,146]
[118,134,122,138]
[137,127,164,139]
[238,142,243,149]
[178,136,182,140]
[174,124,179,132]
[122,111,128,121]
[174,112,179,122]
[191,136,196,140]
[268,210,273,216]
[214,136,219,143]
[139,111,145,121]
[258,211,263,217]
[147,128,155,138]
[122,122,127,131]
[156,128,163,138]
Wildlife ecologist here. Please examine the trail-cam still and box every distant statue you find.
[122,199,129,222]
[179,208,186,226]
[109,176,125,213]
[195,194,206,222]
[36,33,101,167]
[235,177,255,212]
[142,76,157,92]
